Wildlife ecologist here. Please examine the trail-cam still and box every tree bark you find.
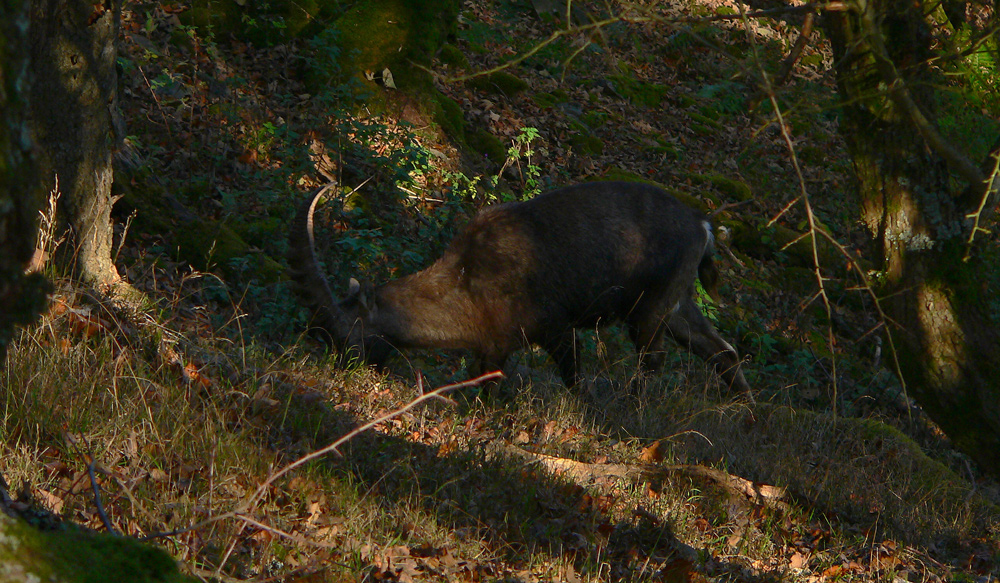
[1,0,49,360]
[824,0,1000,477]
[29,0,123,290]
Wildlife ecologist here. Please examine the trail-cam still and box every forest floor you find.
[3,0,999,581]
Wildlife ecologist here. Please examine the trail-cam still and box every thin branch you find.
[427,4,826,85]
[767,196,802,227]
[234,514,347,553]
[503,445,789,509]
[140,512,236,542]
[421,15,627,83]
[741,2,840,413]
[87,461,119,536]
[240,371,500,512]
[773,11,816,88]
[963,143,1000,259]
[207,371,501,576]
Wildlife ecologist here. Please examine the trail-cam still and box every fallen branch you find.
[502,445,788,509]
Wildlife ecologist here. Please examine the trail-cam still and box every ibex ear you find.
[347,277,374,314]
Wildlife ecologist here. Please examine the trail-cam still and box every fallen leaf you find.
[35,488,64,514]
[789,551,808,570]
[640,440,666,463]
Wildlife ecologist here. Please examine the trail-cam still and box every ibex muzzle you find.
[288,181,750,394]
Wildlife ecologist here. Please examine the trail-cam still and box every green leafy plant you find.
[488,127,543,201]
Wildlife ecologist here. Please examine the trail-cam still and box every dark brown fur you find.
[288,181,750,393]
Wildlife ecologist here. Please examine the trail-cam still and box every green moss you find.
[569,132,604,155]
[0,513,193,583]
[335,0,458,86]
[466,129,507,163]
[432,92,466,142]
[798,144,826,165]
[685,172,752,201]
[692,108,723,124]
[608,75,668,108]
[640,137,682,160]
[801,53,824,67]
[730,222,841,268]
[118,180,284,284]
[673,93,698,108]
[179,0,343,45]
[532,89,569,108]
[581,111,608,129]
[598,169,708,211]
[438,43,468,69]
[466,71,529,96]
[690,122,717,136]
[174,218,285,283]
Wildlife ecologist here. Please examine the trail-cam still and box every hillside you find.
[2,0,998,581]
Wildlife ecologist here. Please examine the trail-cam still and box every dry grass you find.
[3,291,998,582]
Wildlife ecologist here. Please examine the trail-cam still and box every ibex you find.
[288,181,750,394]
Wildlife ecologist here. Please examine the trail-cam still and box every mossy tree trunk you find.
[824,0,1000,477]
[1,0,49,360]
[29,0,124,290]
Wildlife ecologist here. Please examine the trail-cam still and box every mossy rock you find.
[173,218,285,283]
[466,129,507,164]
[0,513,193,583]
[438,43,469,69]
[302,0,462,149]
[532,89,570,108]
[608,75,668,108]
[115,180,285,284]
[179,0,342,45]
[333,0,459,88]
[686,172,752,201]
[432,92,466,143]
[466,71,529,96]
[569,132,604,155]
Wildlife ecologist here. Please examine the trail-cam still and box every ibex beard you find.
[288,181,751,395]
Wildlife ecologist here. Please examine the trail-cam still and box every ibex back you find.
[288,181,750,394]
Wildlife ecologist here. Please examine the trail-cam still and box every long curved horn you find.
[287,184,355,345]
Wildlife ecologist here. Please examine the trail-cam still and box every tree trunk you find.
[824,0,1000,477]
[1,0,49,360]
[29,0,123,290]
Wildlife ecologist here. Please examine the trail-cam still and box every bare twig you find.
[773,11,816,88]
[707,199,753,219]
[420,15,626,83]
[86,460,119,536]
[741,3,840,413]
[67,435,121,536]
[234,514,346,552]
[963,146,1000,259]
[196,371,501,576]
[242,371,500,510]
